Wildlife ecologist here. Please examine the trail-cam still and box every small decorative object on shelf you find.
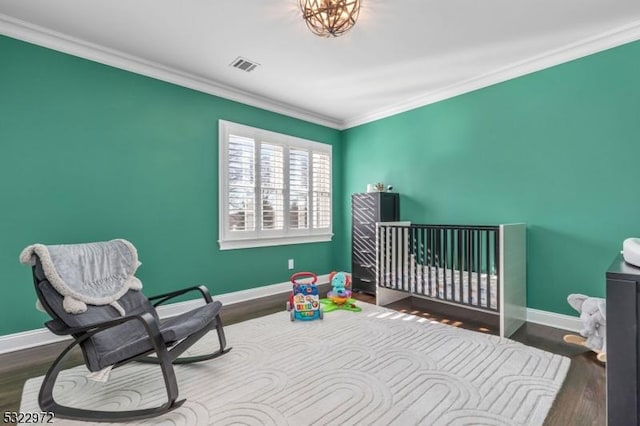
[367,182,393,192]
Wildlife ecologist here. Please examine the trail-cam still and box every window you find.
[219,120,332,250]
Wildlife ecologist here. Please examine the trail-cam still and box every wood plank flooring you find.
[0,291,605,425]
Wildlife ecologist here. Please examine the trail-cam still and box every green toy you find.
[319,271,362,313]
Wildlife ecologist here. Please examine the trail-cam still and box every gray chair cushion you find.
[38,280,157,371]
[99,301,222,368]
[160,301,222,343]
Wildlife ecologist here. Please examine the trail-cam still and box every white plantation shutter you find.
[312,152,331,229]
[227,135,255,231]
[289,149,309,229]
[219,120,332,250]
[260,143,284,230]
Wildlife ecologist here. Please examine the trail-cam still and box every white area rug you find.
[21,302,569,425]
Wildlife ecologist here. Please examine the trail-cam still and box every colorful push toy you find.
[286,271,323,321]
[320,271,362,313]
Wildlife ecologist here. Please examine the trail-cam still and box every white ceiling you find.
[1,0,639,129]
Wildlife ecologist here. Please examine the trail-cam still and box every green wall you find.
[2,33,638,336]
[0,35,342,335]
[342,40,640,316]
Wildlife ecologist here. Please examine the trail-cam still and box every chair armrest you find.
[44,319,69,336]
[148,285,213,307]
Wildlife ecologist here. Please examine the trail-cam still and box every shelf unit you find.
[351,192,399,294]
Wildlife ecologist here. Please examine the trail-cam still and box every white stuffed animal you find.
[623,237,640,267]
[564,293,606,362]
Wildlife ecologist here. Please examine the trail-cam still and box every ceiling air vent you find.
[230,56,259,72]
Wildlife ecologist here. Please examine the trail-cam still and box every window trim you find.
[218,120,333,250]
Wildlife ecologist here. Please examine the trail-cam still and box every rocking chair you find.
[22,240,231,422]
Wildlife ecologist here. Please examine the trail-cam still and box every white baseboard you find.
[0,274,330,355]
[0,275,582,354]
[526,308,581,333]
[0,329,71,356]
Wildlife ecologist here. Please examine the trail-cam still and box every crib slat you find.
[443,228,448,301]
[397,228,407,291]
[377,224,382,289]
[424,227,429,297]
[456,228,460,303]
[397,227,401,291]
[492,230,496,309]
[432,227,437,298]
[420,227,425,296]
[397,227,402,291]
[404,227,409,293]
[485,230,490,309]
[467,229,472,305]
[432,227,437,297]
[394,227,398,290]
[494,229,500,311]
[379,225,384,287]
[463,229,467,303]
[476,229,481,307]
[464,229,468,304]
[402,227,408,292]
[383,225,387,288]
[391,227,395,289]
[396,227,401,290]
[378,225,382,287]
[390,227,394,289]
[388,226,391,289]
[419,227,424,296]
[415,227,419,295]
[425,227,429,297]
[424,228,433,295]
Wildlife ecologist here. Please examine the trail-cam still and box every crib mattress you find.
[381,266,498,310]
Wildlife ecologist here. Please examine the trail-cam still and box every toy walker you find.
[286,271,323,321]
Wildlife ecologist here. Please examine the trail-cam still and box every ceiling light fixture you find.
[299,0,361,38]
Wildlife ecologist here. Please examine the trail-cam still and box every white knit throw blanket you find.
[20,239,142,315]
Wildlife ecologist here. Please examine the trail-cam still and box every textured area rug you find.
[21,303,569,425]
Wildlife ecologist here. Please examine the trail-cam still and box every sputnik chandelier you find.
[299,0,361,37]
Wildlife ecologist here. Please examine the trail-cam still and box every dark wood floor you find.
[0,291,605,425]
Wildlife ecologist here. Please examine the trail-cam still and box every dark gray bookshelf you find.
[351,192,399,295]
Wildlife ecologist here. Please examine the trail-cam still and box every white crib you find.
[375,222,526,337]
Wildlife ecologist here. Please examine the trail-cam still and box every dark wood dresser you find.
[351,192,399,295]
[606,254,640,426]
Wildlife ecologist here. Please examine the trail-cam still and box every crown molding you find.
[0,13,343,130]
[2,13,639,131]
[343,20,640,129]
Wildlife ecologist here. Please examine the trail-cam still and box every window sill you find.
[218,233,333,250]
